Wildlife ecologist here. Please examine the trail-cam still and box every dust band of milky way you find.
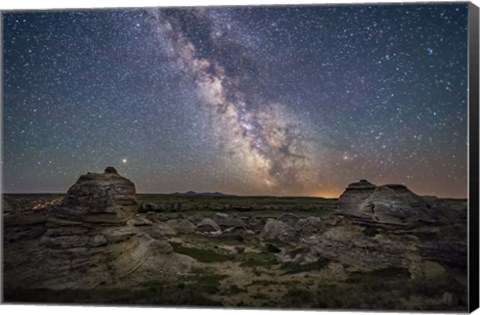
[147,8,317,191]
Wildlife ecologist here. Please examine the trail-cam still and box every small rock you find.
[260,218,297,243]
[196,218,221,233]
[215,212,229,219]
[166,219,196,234]
[128,217,154,227]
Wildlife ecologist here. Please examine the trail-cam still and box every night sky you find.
[2,3,469,198]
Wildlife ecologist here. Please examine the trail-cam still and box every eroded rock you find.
[3,167,194,291]
[166,219,196,234]
[338,180,435,224]
[260,218,296,243]
[50,167,137,226]
[196,218,221,233]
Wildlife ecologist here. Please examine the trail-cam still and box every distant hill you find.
[172,191,234,197]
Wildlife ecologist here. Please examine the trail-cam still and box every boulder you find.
[260,218,297,243]
[212,213,245,229]
[196,218,221,233]
[278,213,300,227]
[294,216,321,232]
[288,227,413,271]
[166,219,196,234]
[128,216,154,227]
[152,222,177,236]
[223,225,254,237]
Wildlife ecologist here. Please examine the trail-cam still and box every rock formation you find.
[260,218,297,243]
[3,167,194,290]
[212,212,245,229]
[196,218,222,233]
[277,213,300,226]
[338,179,434,224]
[284,179,467,283]
[337,179,376,211]
[2,176,468,309]
[49,168,137,226]
[293,216,321,232]
[166,219,196,234]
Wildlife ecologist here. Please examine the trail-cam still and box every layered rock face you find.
[4,167,194,290]
[49,167,137,226]
[284,179,467,282]
[339,179,435,224]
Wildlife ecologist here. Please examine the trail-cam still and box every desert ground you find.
[2,168,468,311]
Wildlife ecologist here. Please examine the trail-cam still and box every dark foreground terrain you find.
[2,169,468,310]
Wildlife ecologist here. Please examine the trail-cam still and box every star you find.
[1,3,469,198]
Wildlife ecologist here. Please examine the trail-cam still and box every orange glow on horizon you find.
[309,190,342,199]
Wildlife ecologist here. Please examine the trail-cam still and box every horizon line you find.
[0,191,469,200]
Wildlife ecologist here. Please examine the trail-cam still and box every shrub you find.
[239,252,278,267]
[170,242,232,263]
[281,258,330,275]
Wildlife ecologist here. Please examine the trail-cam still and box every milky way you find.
[149,8,316,192]
[2,4,469,197]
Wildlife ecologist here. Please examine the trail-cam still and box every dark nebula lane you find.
[2,4,469,198]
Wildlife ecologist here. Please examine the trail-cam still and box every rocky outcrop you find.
[282,180,468,282]
[49,168,137,226]
[417,241,467,268]
[294,216,321,231]
[212,212,245,229]
[337,179,376,212]
[196,218,221,233]
[166,219,196,234]
[288,224,415,272]
[3,167,194,290]
[260,218,296,243]
[338,180,435,224]
[278,213,300,227]
[4,209,47,242]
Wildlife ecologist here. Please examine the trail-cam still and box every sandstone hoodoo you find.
[50,167,137,226]
[338,179,435,224]
[4,167,194,290]
[337,179,376,212]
